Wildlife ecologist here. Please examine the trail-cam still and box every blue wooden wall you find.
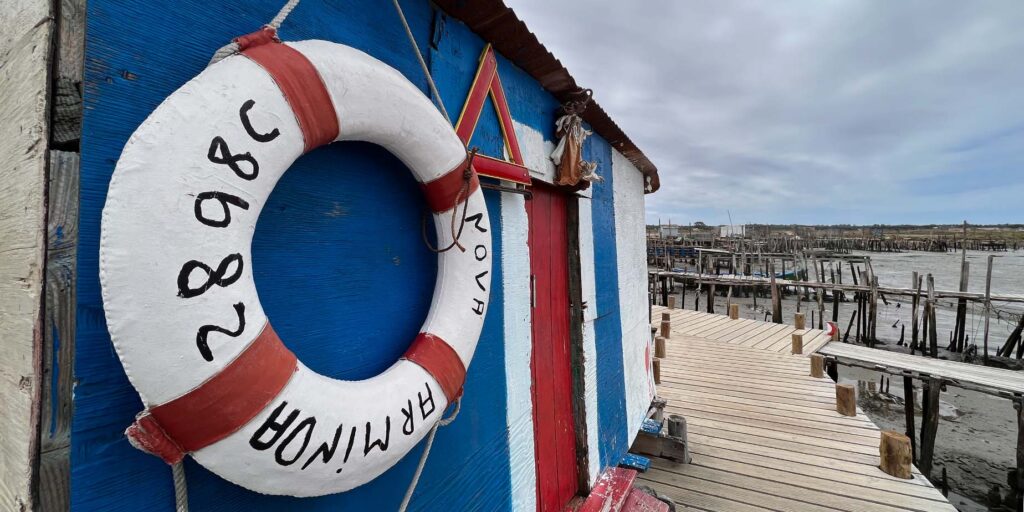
[74,1,633,510]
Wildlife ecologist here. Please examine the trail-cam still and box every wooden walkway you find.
[820,341,1024,398]
[639,306,955,511]
[657,308,832,355]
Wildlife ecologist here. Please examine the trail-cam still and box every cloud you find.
[508,0,1024,224]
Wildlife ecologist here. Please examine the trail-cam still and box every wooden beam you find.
[0,1,56,509]
[565,196,590,492]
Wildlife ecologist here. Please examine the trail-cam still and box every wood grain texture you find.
[0,0,54,509]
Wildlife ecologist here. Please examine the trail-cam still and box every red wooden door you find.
[527,183,578,510]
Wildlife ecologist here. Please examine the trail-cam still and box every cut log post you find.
[661,312,671,322]
[667,294,676,310]
[836,383,857,416]
[810,353,825,378]
[660,320,671,339]
[729,303,739,320]
[879,430,913,479]
[919,378,941,479]
[655,336,666,359]
[791,333,804,355]
[794,312,806,330]
[652,359,661,384]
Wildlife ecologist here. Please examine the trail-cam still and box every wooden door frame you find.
[564,195,591,493]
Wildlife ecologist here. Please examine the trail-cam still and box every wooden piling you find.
[836,383,857,416]
[810,353,825,378]
[655,336,666,359]
[927,275,938,358]
[903,375,916,463]
[667,294,676,310]
[728,303,739,320]
[1014,399,1023,510]
[844,310,857,344]
[652,358,661,384]
[661,312,671,322]
[770,261,781,324]
[879,430,913,479]
[983,255,993,364]
[660,320,671,339]
[911,272,921,352]
[954,260,969,352]
[794,312,806,330]
[919,378,941,479]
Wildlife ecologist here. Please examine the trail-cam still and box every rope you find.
[172,462,189,512]
[421,150,477,253]
[391,0,451,124]
[398,398,462,512]
[208,0,302,66]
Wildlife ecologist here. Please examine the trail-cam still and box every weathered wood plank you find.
[0,1,55,510]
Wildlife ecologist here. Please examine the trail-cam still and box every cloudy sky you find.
[510,1,1024,226]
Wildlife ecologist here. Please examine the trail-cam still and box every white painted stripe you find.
[501,191,537,512]
[611,149,653,446]
[577,196,602,485]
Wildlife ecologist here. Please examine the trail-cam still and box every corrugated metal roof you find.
[434,0,661,192]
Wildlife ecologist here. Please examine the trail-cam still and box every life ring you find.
[825,321,839,338]
[99,30,492,497]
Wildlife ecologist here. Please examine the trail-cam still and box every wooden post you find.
[660,320,671,339]
[707,283,716,314]
[794,312,806,330]
[903,375,916,463]
[667,294,676,310]
[1014,398,1023,510]
[911,272,921,352]
[809,354,824,378]
[919,377,941,479]
[879,430,913,479]
[652,359,661,384]
[655,336,666,359]
[728,303,739,320]
[954,260,969,352]
[983,255,993,364]
[660,274,669,306]
[836,383,857,416]
[661,312,671,322]
[791,333,803,355]
[927,275,938,358]
[770,260,782,323]
[844,310,857,343]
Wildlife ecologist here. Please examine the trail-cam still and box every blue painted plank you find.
[588,132,629,469]
[618,454,650,473]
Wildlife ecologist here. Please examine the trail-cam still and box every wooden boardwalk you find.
[657,308,832,355]
[639,307,955,511]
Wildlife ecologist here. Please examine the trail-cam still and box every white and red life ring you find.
[99,29,492,497]
[824,321,839,338]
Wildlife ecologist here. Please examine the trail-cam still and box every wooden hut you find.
[0,0,660,510]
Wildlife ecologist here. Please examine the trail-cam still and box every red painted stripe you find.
[473,155,531,184]
[421,158,480,213]
[489,73,524,165]
[129,324,297,462]
[455,48,498,144]
[403,333,466,403]
[242,41,339,152]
